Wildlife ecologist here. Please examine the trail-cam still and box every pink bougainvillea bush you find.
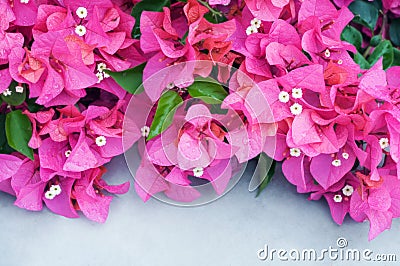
[0,0,400,239]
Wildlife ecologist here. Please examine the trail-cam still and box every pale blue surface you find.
[0,155,399,266]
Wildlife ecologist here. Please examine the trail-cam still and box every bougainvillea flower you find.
[246,0,292,21]
[310,173,359,224]
[72,166,129,223]
[350,173,400,240]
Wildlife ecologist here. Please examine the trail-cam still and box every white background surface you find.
[1,155,399,266]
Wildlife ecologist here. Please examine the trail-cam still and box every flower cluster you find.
[0,0,400,239]
[0,0,143,222]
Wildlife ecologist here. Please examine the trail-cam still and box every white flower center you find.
[96,72,104,83]
[2,89,12,96]
[76,7,88,19]
[250,18,262,28]
[341,152,349,160]
[140,126,150,138]
[291,88,303,99]
[65,150,72,158]
[324,49,331,58]
[333,194,342,203]
[50,184,62,195]
[332,159,341,167]
[278,91,290,103]
[337,59,343,65]
[166,82,175,89]
[45,191,56,200]
[246,25,258,35]
[15,86,24,93]
[97,63,107,73]
[289,148,301,157]
[290,103,303,115]
[75,25,87,36]
[379,137,389,149]
[342,185,354,196]
[95,136,107,147]
[193,167,204,178]
[20,0,29,3]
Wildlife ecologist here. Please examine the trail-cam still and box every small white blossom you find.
[193,167,204,178]
[246,25,258,35]
[140,126,150,138]
[337,59,343,65]
[290,103,303,116]
[75,25,87,36]
[278,91,290,103]
[20,0,29,3]
[103,71,110,78]
[50,184,62,196]
[324,49,331,58]
[291,88,303,99]
[332,159,342,167]
[342,185,354,196]
[96,72,104,83]
[290,148,301,157]
[342,152,349,160]
[379,137,389,149]
[333,194,342,203]
[15,86,24,93]
[95,136,107,147]
[65,150,72,158]
[2,89,12,96]
[45,190,56,200]
[166,82,175,89]
[76,7,88,19]
[250,18,262,28]
[97,63,107,73]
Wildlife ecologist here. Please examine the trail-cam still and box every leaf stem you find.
[198,0,223,17]
[362,14,387,59]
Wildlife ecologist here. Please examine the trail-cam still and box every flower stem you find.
[198,0,223,17]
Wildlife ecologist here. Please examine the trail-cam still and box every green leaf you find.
[105,63,146,94]
[389,19,400,47]
[0,81,26,106]
[368,40,394,69]
[131,0,170,39]
[256,155,276,197]
[26,98,43,113]
[353,52,370,69]
[348,0,379,30]
[341,25,363,51]
[209,104,228,114]
[204,12,227,24]
[187,77,228,104]
[5,110,34,160]
[147,90,183,140]
[0,113,15,154]
[370,35,382,47]
[392,48,400,66]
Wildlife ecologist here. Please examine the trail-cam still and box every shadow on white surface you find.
[0,155,399,266]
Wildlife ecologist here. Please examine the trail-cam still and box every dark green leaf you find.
[368,40,393,69]
[5,110,34,160]
[341,26,363,51]
[209,104,228,114]
[389,19,400,47]
[370,35,382,47]
[187,77,228,104]
[131,0,170,39]
[392,48,400,66]
[256,156,276,197]
[0,81,26,106]
[147,90,183,140]
[349,0,379,30]
[26,98,43,113]
[353,52,370,69]
[105,63,146,94]
[0,113,15,154]
[204,12,227,24]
